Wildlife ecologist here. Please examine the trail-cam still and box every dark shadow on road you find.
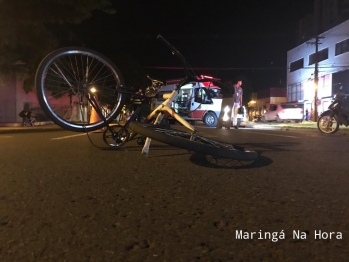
[236,141,300,152]
[189,152,272,169]
[99,143,188,154]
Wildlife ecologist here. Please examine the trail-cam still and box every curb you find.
[0,124,65,134]
[247,122,349,133]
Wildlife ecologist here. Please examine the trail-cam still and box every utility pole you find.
[314,36,320,122]
[306,35,324,121]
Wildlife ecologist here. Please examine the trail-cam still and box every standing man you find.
[215,80,234,129]
[232,80,243,129]
[305,109,309,121]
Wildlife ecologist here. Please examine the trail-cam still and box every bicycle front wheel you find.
[35,47,126,132]
[128,122,258,160]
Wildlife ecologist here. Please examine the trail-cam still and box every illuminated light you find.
[90,86,97,93]
[199,75,220,80]
[303,80,315,101]
[248,100,256,107]
[223,105,230,121]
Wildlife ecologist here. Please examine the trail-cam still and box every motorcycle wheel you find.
[317,115,339,134]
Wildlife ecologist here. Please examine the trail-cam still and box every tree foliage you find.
[0,0,114,92]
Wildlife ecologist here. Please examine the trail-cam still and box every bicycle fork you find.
[141,112,164,156]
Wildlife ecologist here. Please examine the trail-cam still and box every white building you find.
[287,18,349,116]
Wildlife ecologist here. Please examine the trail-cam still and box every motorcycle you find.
[317,86,349,134]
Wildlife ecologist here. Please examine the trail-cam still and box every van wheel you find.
[203,112,217,127]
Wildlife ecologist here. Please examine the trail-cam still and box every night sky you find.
[74,0,314,91]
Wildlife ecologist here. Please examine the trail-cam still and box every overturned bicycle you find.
[34,35,257,161]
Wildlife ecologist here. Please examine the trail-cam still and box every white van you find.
[156,80,247,127]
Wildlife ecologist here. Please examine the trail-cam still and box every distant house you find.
[248,88,287,119]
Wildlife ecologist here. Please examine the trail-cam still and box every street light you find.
[248,100,256,107]
[90,86,97,93]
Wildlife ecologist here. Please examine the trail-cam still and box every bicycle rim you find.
[128,122,258,160]
[35,47,126,132]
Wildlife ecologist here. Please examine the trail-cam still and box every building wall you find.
[0,75,16,123]
[0,74,39,124]
[287,18,349,115]
[288,19,349,85]
[0,72,94,125]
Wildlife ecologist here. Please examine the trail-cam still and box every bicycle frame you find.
[141,81,197,155]
[34,35,257,160]
[86,34,230,154]
[139,35,225,155]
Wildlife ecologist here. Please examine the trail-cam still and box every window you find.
[287,83,303,102]
[309,48,328,65]
[290,58,304,72]
[335,38,349,56]
[270,105,277,111]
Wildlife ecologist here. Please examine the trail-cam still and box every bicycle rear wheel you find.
[128,122,258,160]
[35,46,126,132]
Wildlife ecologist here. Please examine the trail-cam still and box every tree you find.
[0,0,114,92]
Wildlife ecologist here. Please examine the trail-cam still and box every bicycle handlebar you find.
[157,34,221,87]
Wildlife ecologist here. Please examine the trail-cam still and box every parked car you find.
[262,103,303,122]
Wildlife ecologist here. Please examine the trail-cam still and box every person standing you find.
[305,109,309,121]
[232,80,243,129]
[215,80,235,129]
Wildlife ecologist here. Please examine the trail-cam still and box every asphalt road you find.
[0,125,349,261]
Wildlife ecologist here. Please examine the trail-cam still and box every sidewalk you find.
[247,120,349,131]
[0,122,64,134]
[247,121,319,129]
[2,120,349,134]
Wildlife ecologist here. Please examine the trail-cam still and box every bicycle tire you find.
[35,46,126,132]
[128,122,258,160]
